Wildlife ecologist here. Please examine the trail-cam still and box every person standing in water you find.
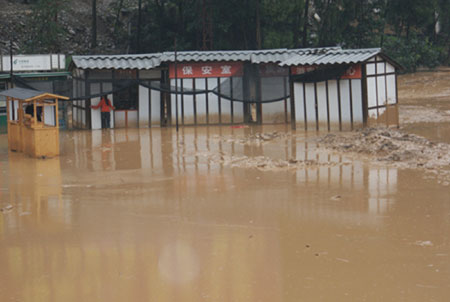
[91,95,115,129]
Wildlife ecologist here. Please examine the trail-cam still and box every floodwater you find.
[398,68,450,143]
[1,123,450,302]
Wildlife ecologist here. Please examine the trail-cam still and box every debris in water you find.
[1,204,14,212]
[335,258,350,263]
[331,195,342,201]
[414,240,433,247]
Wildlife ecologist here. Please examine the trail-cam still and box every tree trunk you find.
[114,0,125,36]
[137,0,142,53]
[302,0,310,47]
[255,0,262,49]
[92,0,97,49]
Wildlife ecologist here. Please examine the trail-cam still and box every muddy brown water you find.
[398,68,450,143]
[1,123,449,302]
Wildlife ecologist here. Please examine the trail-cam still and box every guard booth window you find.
[113,84,138,110]
[113,70,138,110]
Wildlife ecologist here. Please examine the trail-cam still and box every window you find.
[113,70,138,110]
[113,84,138,110]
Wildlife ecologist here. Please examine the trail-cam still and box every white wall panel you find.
[207,77,220,123]
[328,80,339,125]
[305,83,316,126]
[195,78,207,124]
[139,85,149,127]
[351,79,363,124]
[386,62,395,73]
[377,75,387,105]
[376,62,385,74]
[316,81,327,126]
[386,75,396,104]
[218,78,232,123]
[294,82,305,124]
[232,78,244,123]
[150,88,160,126]
[339,80,351,128]
[366,63,376,75]
[367,77,377,107]
[181,79,195,124]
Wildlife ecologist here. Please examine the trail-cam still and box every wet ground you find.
[1,70,450,301]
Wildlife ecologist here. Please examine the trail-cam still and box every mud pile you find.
[196,151,346,172]
[318,127,450,183]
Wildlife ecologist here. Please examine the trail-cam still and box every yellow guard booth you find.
[0,87,69,158]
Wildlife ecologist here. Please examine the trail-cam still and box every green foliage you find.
[20,0,450,70]
[25,0,68,53]
[383,34,441,72]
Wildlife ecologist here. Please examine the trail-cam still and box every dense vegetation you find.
[24,0,450,72]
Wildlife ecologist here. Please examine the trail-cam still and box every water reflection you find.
[3,153,67,231]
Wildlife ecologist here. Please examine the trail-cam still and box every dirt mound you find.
[194,151,347,172]
[318,127,450,184]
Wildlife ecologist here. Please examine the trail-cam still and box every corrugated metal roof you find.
[72,54,163,70]
[161,47,341,64]
[0,87,50,100]
[71,47,388,70]
[278,48,381,66]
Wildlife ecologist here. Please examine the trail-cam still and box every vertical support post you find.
[193,79,197,125]
[283,76,288,124]
[148,81,152,127]
[289,70,296,130]
[325,80,330,131]
[217,77,222,125]
[181,78,184,125]
[375,57,379,123]
[395,71,399,128]
[314,81,319,131]
[384,61,389,127]
[55,99,59,128]
[18,100,22,125]
[11,97,15,121]
[205,78,209,124]
[256,67,262,124]
[337,78,342,131]
[302,81,307,130]
[361,63,368,127]
[33,100,37,125]
[230,77,234,124]
[6,97,10,134]
[174,38,179,132]
[9,39,13,88]
[349,79,354,130]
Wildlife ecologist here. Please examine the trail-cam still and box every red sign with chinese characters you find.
[341,64,361,79]
[169,62,243,79]
[290,65,317,75]
[290,64,361,79]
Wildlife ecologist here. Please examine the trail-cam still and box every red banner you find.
[169,62,243,79]
[290,64,361,79]
[290,65,317,75]
[341,64,361,79]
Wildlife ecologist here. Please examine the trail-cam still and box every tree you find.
[26,0,68,53]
